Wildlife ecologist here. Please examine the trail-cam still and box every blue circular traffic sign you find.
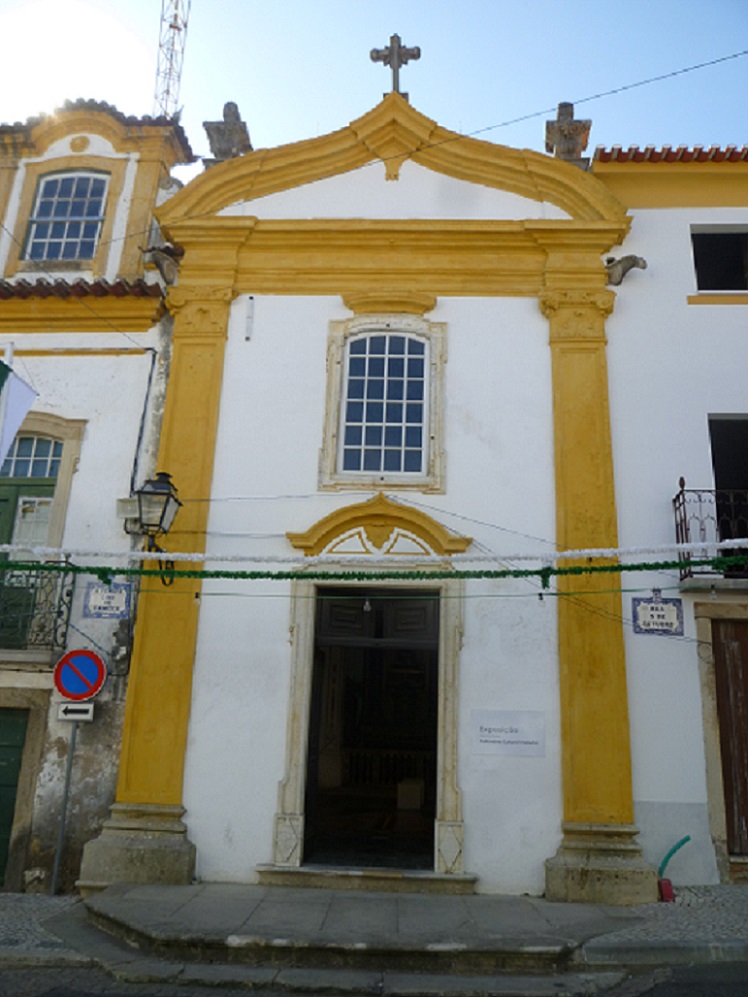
[54,649,107,702]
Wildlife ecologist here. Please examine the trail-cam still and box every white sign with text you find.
[472,709,546,757]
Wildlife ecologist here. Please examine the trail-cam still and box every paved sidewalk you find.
[0,883,746,995]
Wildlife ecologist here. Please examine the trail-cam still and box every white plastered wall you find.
[606,206,748,884]
[182,283,560,893]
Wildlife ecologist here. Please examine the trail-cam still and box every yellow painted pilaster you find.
[540,287,633,823]
[116,284,233,805]
[540,284,657,902]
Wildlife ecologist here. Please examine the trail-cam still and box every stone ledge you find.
[256,864,477,894]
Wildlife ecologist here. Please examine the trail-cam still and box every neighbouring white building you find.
[0,101,192,891]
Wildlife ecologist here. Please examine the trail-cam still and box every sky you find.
[0,0,746,174]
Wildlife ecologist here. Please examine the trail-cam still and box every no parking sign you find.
[54,649,107,702]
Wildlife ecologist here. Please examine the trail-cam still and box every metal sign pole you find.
[50,720,77,896]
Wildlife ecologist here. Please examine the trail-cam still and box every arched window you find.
[320,313,446,492]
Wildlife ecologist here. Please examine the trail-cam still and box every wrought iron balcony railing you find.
[673,478,748,580]
[0,564,74,651]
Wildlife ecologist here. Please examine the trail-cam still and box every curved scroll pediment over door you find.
[286,492,472,558]
[269,495,471,880]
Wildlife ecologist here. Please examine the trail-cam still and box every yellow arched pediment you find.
[287,493,472,558]
[158,93,626,226]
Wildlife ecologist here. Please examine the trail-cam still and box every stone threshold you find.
[256,864,477,894]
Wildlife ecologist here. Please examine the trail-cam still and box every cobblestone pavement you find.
[0,895,87,966]
[588,886,748,944]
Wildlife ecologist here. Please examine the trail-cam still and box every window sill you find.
[319,473,444,494]
[687,293,748,305]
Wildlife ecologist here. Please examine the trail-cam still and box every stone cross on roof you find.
[545,102,591,169]
[370,34,421,99]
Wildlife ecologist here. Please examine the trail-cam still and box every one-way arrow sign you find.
[57,702,94,723]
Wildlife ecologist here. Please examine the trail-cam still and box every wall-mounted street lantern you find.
[120,472,182,585]
[133,472,182,547]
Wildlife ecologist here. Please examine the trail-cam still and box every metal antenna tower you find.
[153,0,191,119]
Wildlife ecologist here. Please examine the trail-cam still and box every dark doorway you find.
[712,620,748,857]
[304,588,439,869]
[709,418,748,576]
[0,708,29,884]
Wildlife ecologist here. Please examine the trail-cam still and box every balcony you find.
[673,478,748,580]
[0,564,74,651]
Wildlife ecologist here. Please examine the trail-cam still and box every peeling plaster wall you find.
[0,328,166,893]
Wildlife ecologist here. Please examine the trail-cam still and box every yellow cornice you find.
[164,217,627,298]
[287,493,472,557]
[592,160,748,208]
[158,94,627,226]
[0,295,164,333]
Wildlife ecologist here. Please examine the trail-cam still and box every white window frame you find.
[319,313,446,492]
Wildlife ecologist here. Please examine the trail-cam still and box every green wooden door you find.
[0,708,29,882]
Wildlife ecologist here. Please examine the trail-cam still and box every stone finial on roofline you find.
[203,102,252,167]
[545,102,591,170]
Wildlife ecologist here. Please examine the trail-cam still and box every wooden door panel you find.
[713,620,748,855]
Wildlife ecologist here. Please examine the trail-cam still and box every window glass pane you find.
[385,402,402,423]
[408,357,424,378]
[388,357,404,377]
[34,439,50,457]
[389,336,405,354]
[59,177,74,196]
[408,339,425,355]
[38,201,53,219]
[343,450,361,471]
[363,450,381,471]
[387,379,403,400]
[406,403,422,423]
[349,357,365,377]
[80,240,95,257]
[42,178,59,197]
[405,426,422,448]
[344,425,362,446]
[404,450,422,472]
[346,401,363,423]
[16,438,33,457]
[47,243,62,259]
[14,459,30,476]
[51,222,65,238]
[369,336,386,354]
[366,402,383,422]
[366,379,384,399]
[383,450,402,471]
[365,426,382,446]
[368,357,385,377]
[348,379,364,399]
[407,380,424,401]
[31,459,48,477]
[349,339,366,355]
[384,426,402,446]
[62,242,78,260]
[49,459,60,477]
[73,177,89,197]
